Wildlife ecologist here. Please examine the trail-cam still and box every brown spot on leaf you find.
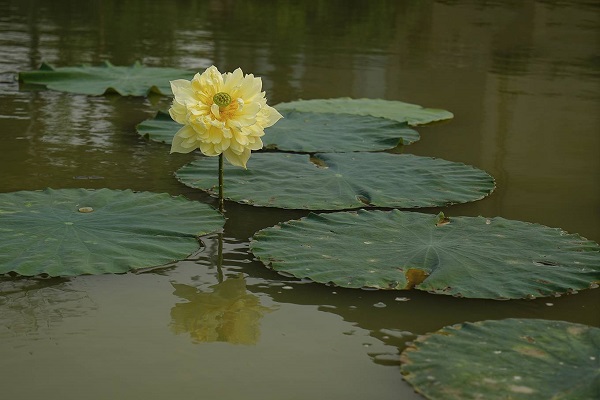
[404,268,429,289]
[521,335,536,343]
[567,326,586,336]
[509,385,535,394]
[309,156,328,168]
[515,346,548,359]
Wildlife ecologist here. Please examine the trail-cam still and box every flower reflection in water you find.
[170,274,273,345]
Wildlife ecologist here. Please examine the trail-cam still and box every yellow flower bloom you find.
[168,65,283,168]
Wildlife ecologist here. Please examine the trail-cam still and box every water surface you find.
[1,1,599,399]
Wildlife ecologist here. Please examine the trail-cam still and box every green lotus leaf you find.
[250,210,600,299]
[0,188,225,276]
[400,318,600,399]
[176,153,495,210]
[275,98,453,126]
[18,61,193,96]
[137,111,180,144]
[264,110,420,151]
[137,110,420,151]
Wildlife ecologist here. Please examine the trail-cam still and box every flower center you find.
[213,92,232,108]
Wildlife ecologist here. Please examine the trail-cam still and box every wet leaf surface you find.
[400,318,600,399]
[250,210,600,299]
[138,110,421,152]
[176,153,495,210]
[0,188,224,276]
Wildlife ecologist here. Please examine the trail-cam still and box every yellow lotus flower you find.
[168,65,283,168]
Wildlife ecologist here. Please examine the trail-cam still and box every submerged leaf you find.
[275,97,453,126]
[176,152,495,210]
[250,210,600,299]
[0,188,225,276]
[400,319,600,399]
[18,61,193,96]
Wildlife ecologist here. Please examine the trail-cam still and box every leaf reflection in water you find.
[169,275,273,345]
[0,277,96,337]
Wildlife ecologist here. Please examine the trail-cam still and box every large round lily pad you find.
[275,98,453,126]
[250,210,600,299]
[137,110,420,151]
[18,61,193,96]
[400,318,600,399]
[0,188,225,276]
[176,153,495,210]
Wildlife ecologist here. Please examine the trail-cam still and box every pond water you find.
[1,1,599,399]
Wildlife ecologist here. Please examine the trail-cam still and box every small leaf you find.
[400,319,600,399]
[18,61,194,96]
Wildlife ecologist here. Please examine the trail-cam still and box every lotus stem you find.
[218,153,224,213]
[216,232,224,283]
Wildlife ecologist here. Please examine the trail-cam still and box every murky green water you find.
[1,1,599,399]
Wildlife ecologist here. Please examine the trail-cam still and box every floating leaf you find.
[264,110,420,151]
[275,98,453,126]
[176,153,494,210]
[400,319,600,399]
[137,110,420,151]
[0,188,225,276]
[250,210,600,299]
[137,111,179,144]
[18,61,193,96]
